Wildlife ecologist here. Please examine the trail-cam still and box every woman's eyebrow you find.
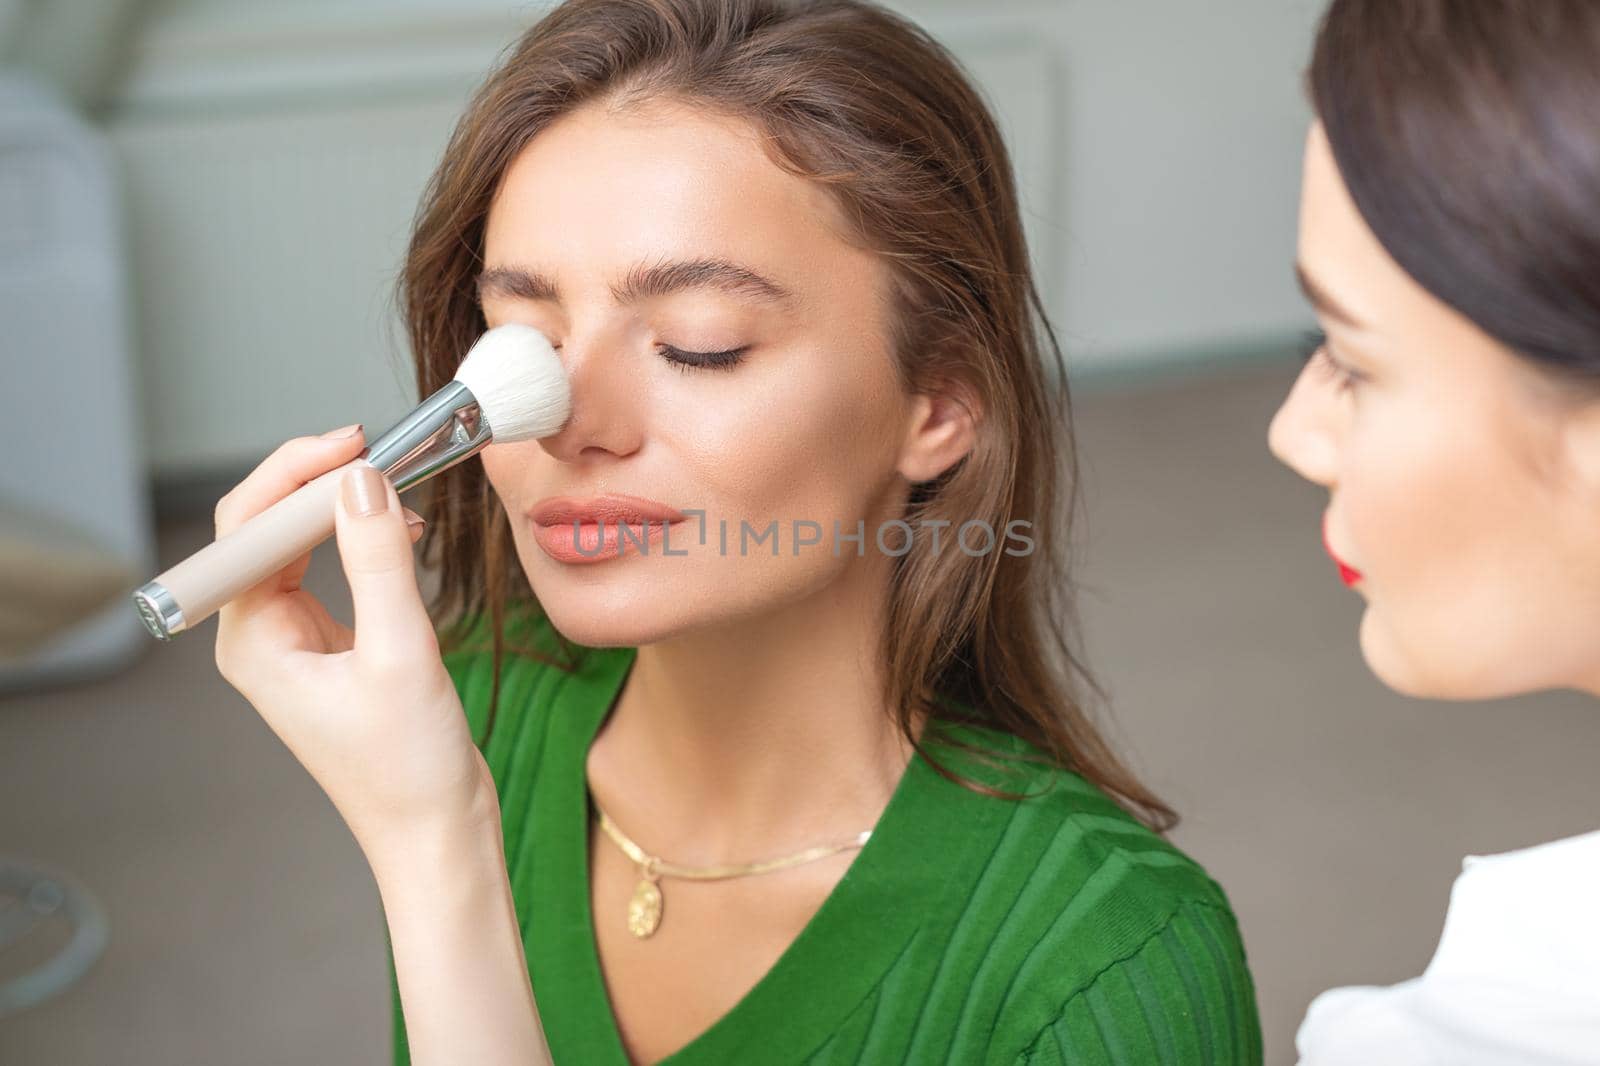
[476,258,796,307]
[477,266,558,303]
[1294,261,1366,330]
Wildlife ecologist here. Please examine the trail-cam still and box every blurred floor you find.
[3,359,1597,1064]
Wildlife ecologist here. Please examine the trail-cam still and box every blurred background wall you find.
[4,1,1599,1064]
[93,0,1317,477]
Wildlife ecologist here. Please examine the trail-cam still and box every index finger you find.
[214,424,367,539]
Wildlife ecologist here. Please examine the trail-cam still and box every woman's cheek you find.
[1342,410,1512,697]
[1333,415,1426,664]
[701,376,890,528]
[476,446,514,506]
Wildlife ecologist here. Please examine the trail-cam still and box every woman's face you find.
[1269,121,1600,700]
[477,97,949,648]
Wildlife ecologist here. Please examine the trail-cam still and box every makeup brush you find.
[132,324,570,642]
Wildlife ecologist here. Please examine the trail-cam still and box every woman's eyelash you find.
[659,344,749,372]
[1299,328,1362,393]
[1299,329,1327,363]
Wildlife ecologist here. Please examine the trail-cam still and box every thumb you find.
[333,460,437,664]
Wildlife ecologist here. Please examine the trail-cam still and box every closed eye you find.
[659,344,749,372]
[1300,329,1363,394]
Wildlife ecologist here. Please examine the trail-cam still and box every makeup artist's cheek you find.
[1340,397,1532,694]
[1344,418,1447,586]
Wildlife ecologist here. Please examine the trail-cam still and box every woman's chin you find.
[1356,606,1524,703]
[533,575,738,648]
[535,594,679,649]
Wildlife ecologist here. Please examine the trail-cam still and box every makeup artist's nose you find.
[537,335,644,464]
[1268,361,1341,488]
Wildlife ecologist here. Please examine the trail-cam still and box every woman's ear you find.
[897,379,981,483]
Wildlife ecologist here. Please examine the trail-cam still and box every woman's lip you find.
[529,493,685,527]
[530,514,687,564]
[1321,515,1364,587]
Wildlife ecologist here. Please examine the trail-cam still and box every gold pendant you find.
[627,875,662,938]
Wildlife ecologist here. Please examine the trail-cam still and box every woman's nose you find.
[537,336,643,465]
[1268,362,1341,488]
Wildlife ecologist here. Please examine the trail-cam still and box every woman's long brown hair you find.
[402,0,1176,831]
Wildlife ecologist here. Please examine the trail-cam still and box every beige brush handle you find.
[134,460,368,639]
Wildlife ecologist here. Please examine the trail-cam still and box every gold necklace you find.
[592,799,873,939]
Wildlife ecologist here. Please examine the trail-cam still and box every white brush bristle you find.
[452,324,571,442]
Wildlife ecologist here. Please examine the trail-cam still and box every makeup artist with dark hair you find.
[1269,1,1600,1062]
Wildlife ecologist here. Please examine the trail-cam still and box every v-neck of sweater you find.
[522,642,1023,1066]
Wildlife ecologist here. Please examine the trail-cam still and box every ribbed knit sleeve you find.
[1013,898,1262,1066]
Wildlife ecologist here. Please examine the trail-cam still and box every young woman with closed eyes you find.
[1271,1,1600,1061]
[209,0,1261,1063]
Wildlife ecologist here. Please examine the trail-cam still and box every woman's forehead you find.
[1298,124,1418,338]
[488,102,846,255]
[483,100,879,312]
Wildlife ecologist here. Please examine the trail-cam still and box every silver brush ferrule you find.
[362,379,491,490]
[130,380,490,642]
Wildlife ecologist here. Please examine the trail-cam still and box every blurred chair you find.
[0,68,143,1012]
[0,71,153,694]
[0,857,109,1018]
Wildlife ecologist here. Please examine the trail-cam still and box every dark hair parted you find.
[1309,0,1600,382]
[402,0,1176,830]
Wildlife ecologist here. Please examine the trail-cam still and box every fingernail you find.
[402,507,426,532]
[343,463,387,516]
[320,423,363,440]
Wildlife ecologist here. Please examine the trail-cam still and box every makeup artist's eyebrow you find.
[475,258,796,307]
[1294,261,1366,329]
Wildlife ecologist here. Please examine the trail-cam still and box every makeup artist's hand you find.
[211,425,494,854]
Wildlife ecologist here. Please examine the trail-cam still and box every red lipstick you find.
[1321,515,1363,588]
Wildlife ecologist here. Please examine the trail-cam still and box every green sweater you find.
[390,623,1262,1065]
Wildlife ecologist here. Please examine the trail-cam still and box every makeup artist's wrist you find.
[365,758,546,1066]
[357,751,503,881]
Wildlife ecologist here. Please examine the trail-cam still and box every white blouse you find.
[1296,829,1600,1065]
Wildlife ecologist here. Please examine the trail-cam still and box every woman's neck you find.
[584,560,921,864]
